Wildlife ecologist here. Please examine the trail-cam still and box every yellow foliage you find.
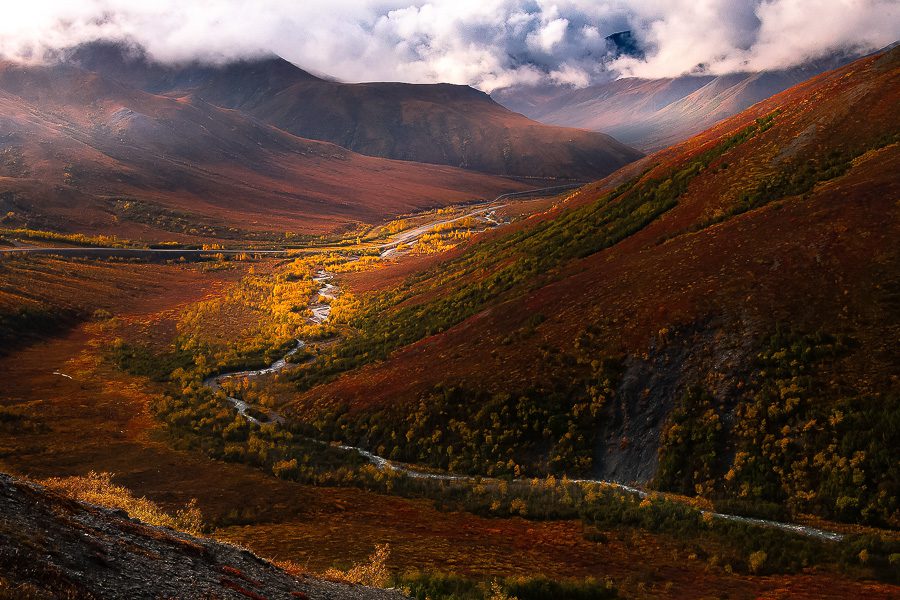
[323,544,390,588]
[510,498,528,516]
[326,255,382,273]
[409,217,480,254]
[748,550,767,574]
[176,256,326,369]
[383,218,412,235]
[42,471,203,535]
[489,580,519,600]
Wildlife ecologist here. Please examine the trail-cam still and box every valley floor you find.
[1,246,897,599]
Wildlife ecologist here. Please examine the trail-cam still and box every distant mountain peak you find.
[57,40,323,98]
[606,30,645,59]
[63,39,149,66]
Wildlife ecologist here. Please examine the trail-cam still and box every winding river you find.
[201,237,846,544]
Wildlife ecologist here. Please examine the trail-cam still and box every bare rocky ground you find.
[0,473,406,600]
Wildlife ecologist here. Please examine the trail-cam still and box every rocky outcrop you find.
[0,473,405,599]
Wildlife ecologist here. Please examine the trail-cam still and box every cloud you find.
[527,17,570,54]
[609,0,900,78]
[0,1,896,91]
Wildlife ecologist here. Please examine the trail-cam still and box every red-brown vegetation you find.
[1,255,896,598]
[290,48,899,421]
[0,59,531,241]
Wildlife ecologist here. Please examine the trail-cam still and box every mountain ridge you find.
[0,58,532,240]
[492,51,863,151]
[63,41,642,180]
[0,471,401,599]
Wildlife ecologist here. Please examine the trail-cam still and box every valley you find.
[491,53,861,152]
[2,161,898,597]
[0,258,895,600]
[0,8,898,599]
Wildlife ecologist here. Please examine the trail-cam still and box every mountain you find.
[492,53,860,151]
[0,59,531,241]
[286,48,900,527]
[65,42,642,181]
[605,30,644,59]
[0,472,400,599]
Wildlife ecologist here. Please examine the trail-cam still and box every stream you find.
[325,451,844,542]
[201,341,303,425]
[200,229,846,544]
[201,268,341,424]
[203,313,846,543]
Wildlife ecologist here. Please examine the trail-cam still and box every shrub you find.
[396,571,618,600]
[41,471,204,535]
[748,550,767,574]
[324,544,391,587]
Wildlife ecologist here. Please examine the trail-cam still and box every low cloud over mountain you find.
[2,1,897,91]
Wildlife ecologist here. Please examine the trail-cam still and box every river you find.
[201,266,846,543]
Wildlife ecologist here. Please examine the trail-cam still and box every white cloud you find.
[0,1,896,91]
[747,0,899,70]
[550,63,591,87]
[527,18,570,53]
[609,0,899,78]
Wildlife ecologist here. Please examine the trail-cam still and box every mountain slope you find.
[0,472,400,599]
[66,43,642,181]
[0,60,529,240]
[492,54,858,151]
[286,48,900,526]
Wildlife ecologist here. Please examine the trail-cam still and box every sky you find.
[0,1,897,91]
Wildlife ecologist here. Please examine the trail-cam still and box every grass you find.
[108,198,304,243]
[77,235,896,583]
[0,227,133,248]
[41,471,204,535]
[658,132,899,244]
[321,544,391,587]
[0,255,230,355]
[297,544,620,599]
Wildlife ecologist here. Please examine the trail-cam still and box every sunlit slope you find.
[0,60,528,240]
[492,52,858,151]
[287,48,900,526]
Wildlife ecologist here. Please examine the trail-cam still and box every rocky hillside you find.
[0,472,404,599]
